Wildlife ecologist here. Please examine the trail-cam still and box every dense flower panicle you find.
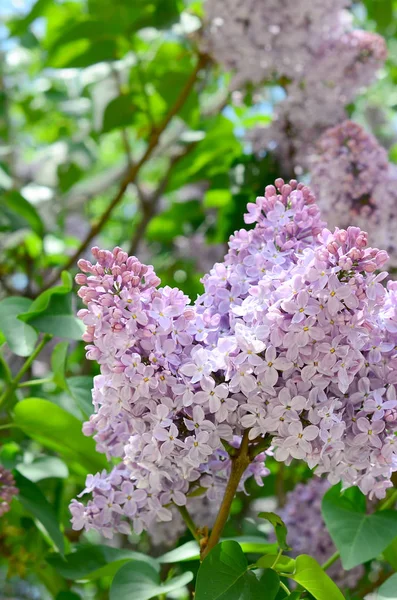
[276,478,364,589]
[311,121,397,265]
[202,0,349,86]
[71,178,397,539]
[0,466,18,516]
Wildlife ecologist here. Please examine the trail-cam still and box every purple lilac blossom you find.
[0,466,18,516]
[276,478,364,589]
[311,121,397,266]
[71,178,397,539]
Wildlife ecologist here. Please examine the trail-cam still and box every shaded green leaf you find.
[13,398,107,475]
[322,485,397,569]
[102,95,138,133]
[14,470,65,555]
[258,569,280,600]
[48,545,159,581]
[2,190,44,236]
[109,560,192,600]
[0,297,38,357]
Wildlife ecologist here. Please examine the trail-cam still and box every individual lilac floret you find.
[276,478,364,590]
[0,466,18,516]
[311,121,397,266]
[71,177,397,540]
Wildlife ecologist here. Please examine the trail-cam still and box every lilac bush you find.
[71,177,397,544]
[311,120,397,266]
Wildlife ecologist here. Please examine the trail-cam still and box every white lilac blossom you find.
[276,478,364,589]
[311,121,397,266]
[71,178,397,539]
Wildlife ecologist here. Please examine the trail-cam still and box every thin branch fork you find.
[42,53,209,291]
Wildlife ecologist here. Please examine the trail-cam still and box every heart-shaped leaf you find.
[322,485,397,569]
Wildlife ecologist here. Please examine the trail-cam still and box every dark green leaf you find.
[2,190,44,236]
[0,297,38,356]
[195,540,267,600]
[48,545,159,581]
[322,485,397,569]
[109,560,192,600]
[51,341,69,390]
[258,569,280,600]
[13,398,107,475]
[289,555,345,600]
[14,470,65,555]
[258,512,290,551]
[363,0,393,33]
[383,536,397,570]
[56,593,81,600]
[102,95,138,133]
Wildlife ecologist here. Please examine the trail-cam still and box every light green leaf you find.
[14,470,65,555]
[0,297,38,356]
[109,560,193,600]
[51,341,69,390]
[374,573,397,599]
[159,537,277,563]
[289,555,345,600]
[256,554,296,573]
[13,398,107,475]
[48,545,159,581]
[17,457,69,482]
[322,485,397,569]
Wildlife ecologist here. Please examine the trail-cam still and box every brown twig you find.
[357,570,393,597]
[200,430,251,560]
[128,141,199,256]
[42,54,209,290]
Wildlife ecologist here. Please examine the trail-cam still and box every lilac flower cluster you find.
[0,466,18,516]
[311,121,397,266]
[71,178,397,539]
[277,478,364,589]
[219,1,388,172]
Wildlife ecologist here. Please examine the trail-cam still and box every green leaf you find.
[383,536,397,570]
[159,537,277,563]
[48,545,159,581]
[13,398,107,475]
[363,0,393,33]
[322,485,397,569]
[258,512,290,551]
[109,560,193,600]
[375,573,397,599]
[203,189,232,209]
[56,593,81,600]
[257,554,296,573]
[51,341,69,390]
[289,555,345,600]
[2,190,44,236]
[195,540,267,600]
[17,457,69,482]
[67,376,94,417]
[258,569,280,600]
[19,272,85,340]
[102,95,138,133]
[14,470,65,555]
[0,297,38,356]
